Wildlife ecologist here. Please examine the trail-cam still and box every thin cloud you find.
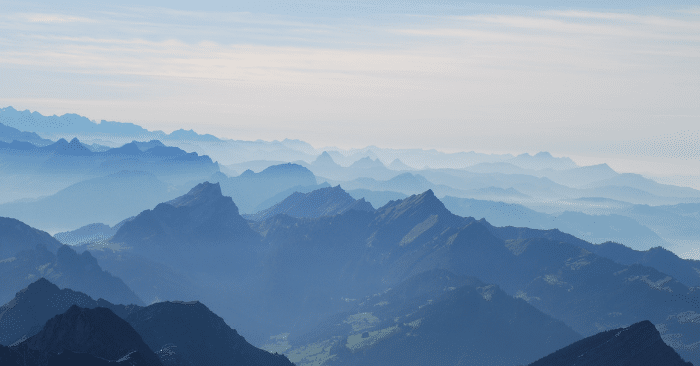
[0,4,698,163]
[23,13,97,24]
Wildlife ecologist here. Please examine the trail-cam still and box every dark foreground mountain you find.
[0,278,120,346]
[0,279,294,366]
[530,320,692,366]
[0,305,161,366]
[244,185,374,221]
[286,269,581,366]
[126,301,294,366]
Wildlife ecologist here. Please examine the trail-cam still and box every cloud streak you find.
[0,4,698,164]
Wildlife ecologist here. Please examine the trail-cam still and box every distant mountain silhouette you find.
[0,171,177,232]
[387,158,413,171]
[53,223,117,246]
[0,217,62,259]
[545,163,619,187]
[442,196,669,251]
[347,189,408,208]
[465,162,620,187]
[301,152,401,181]
[507,151,578,170]
[312,151,341,169]
[167,129,220,141]
[0,122,52,146]
[222,160,287,174]
[288,269,580,366]
[244,185,374,221]
[0,106,218,143]
[0,137,219,206]
[464,186,530,199]
[132,140,165,151]
[349,156,385,169]
[39,137,94,156]
[530,320,692,366]
[464,161,532,174]
[337,172,468,198]
[585,172,700,198]
[322,146,512,170]
[216,163,318,213]
[249,182,332,213]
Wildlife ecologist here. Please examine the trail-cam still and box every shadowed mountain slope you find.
[346,189,408,208]
[246,190,700,363]
[530,320,692,366]
[480,221,700,288]
[0,242,143,307]
[244,185,374,221]
[0,305,161,366]
[287,269,581,366]
[0,217,62,259]
[26,306,161,365]
[0,278,122,346]
[103,187,700,363]
[110,182,260,268]
[0,279,295,366]
[127,301,294,366]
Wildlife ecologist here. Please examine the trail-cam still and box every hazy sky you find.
[1,0,699,174]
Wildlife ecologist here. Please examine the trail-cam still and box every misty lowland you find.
[1,0,700,365]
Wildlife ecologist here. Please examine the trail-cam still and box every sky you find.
[1,0,699,175]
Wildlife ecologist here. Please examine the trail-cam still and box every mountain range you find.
[0,176,698,364]
[4,106,700,365]
[243,185,373,221]
[0,278,294,366]
[284,269,581,366]
[79,182,698,365]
